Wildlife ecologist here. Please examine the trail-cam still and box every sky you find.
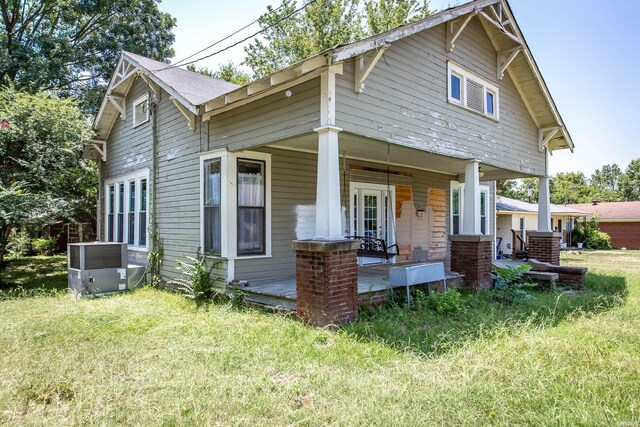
[159,0,640,177]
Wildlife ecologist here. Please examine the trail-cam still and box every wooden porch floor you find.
[238,262,463,310]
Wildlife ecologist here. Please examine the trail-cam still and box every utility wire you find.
[153,0,318,73]
[169,2,287,68]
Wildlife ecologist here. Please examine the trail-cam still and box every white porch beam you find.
[106,95,125,120]
[462,160,481,235]
[446,12,477,52]
[354,44,389,93]
[270,68,297,86]
[170,97,196,131]
[539,126,561,151]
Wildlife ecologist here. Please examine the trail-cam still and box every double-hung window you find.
[448,62,499,120]
[450,182,490,235]
[200,150,271,259]
[104,169,149,249]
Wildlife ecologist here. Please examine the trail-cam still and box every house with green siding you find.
[87,0,573,324]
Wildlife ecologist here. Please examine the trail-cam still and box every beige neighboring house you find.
[496,196,590,257]
[85,0,575,323]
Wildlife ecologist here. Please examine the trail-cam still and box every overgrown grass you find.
[0,252,639,425]
[0,255,67,298]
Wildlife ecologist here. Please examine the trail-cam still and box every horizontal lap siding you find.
[155,89,210,282]
[208,79,321,151]
[335,18,544,176]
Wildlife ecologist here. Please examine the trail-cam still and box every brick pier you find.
[527,231,561,265]
[293,240,359,327]
[449,235,493,290]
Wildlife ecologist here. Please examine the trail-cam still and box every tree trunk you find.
[0,225,10,267]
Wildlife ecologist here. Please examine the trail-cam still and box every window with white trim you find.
[132,94,150,127]
[200,150,271,259]
[450,181,490,235]
[447,62,499,120]
[105,169,149,249]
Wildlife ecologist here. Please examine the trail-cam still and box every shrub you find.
[573,217,612,250]
[415,288,463,314]
[491,264,536,303]
[172,249,228,306]
[584,229,612,250]
[32,237,57,256]
[6,228,30,257]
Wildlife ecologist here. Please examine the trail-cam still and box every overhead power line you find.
[169,2,287,69]
[154,0,318,73]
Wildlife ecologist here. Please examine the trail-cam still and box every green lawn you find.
[0,251,638,425]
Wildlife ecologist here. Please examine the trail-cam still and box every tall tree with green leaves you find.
[621,158,640,201]
[0,0,176,113]
[550,172,595,205]
[244,0,363,78]
[365,0,432,34]
[0,89,93,265]
[187,62,251,86]
[590,163,623,201]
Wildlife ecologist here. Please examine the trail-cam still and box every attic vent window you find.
[132,94,150,128]
[447,62,499,120]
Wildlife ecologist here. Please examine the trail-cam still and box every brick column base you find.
[449,235,493,290]
[527,231,561,265]
[294,240,359,327]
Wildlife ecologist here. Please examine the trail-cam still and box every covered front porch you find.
[238,261,464,311]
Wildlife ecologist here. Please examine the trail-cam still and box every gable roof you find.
[202,0,573,152]
[497,196,590,216]
[93,51,238,141]
[566,201,640,221]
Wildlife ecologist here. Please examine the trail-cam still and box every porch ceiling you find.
[266,132,536,180]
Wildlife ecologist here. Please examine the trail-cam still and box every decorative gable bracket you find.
[539,126,561,152]
[107,95,126,120]
[354,44,390,93]
[171,97,196,131]
[446,10,478,52]
[138,73,161,102]
[497,46,523,80]
[91,139,107,162]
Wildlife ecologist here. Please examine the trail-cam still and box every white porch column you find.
[537,177,552,232]
[314,125,343,239]
[314,66,344,240]
[462,160,481,235]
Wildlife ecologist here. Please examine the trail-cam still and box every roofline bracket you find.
[354,44,390,93]
[171,97,196,131]
[539,126,562,152]
[106,95,126,120]
[91,139,107,162]
[138,72,161,101]
[477,5,523,46]
[446,11,478,52]
[497,46,523,80]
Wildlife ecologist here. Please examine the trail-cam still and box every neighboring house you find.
[496,196,589,256]
[566,201,640,249]
[86,0,574,319]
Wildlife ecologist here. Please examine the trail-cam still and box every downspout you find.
[149,87,162,280]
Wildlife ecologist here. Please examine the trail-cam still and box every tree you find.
[496,179,520,199]
[590,163,623,202]
[0,0,176,113]
[187,62,251,86]
[244,0,363,78]
[550,172,594,205]
[0,88,93,265]
[365,0,432,34]
[621,158,640,201]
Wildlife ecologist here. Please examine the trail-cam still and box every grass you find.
[0,255,67,297]
[0,251,639,425]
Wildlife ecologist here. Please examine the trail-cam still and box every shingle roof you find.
[566,201,640,220]
[123,51,238,106]
[496,196,590,215]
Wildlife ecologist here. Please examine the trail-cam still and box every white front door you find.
[350,183,396,265]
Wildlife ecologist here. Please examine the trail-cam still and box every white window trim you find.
[450,181,490,236]
[447,61,500,121]
[199,149,272,260]
[104,168,150,251]
[132,94,150,128]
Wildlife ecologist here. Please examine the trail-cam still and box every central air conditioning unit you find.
[68,242,145,296]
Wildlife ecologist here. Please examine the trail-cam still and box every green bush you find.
[491,264,536,303]
[6,228,30,257]
[172,249,228,306]
[32,237,57,256]
[584,230,612,250]
[415,288,463,314]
